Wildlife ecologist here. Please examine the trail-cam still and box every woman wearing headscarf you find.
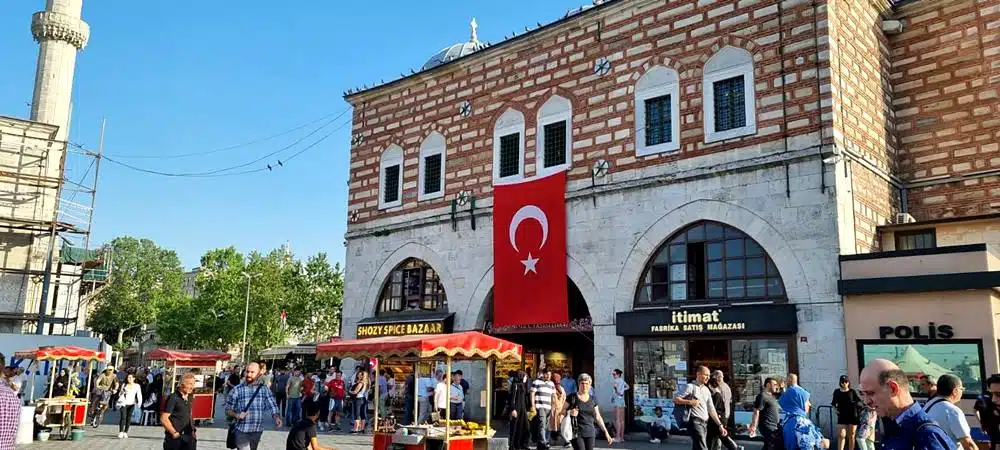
[52,368,70,397]
[782,383,831,450]
[550,373,568,446]
[505,370,531,450]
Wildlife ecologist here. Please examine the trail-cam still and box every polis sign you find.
[878,323,954,340]
[616,304,797,337]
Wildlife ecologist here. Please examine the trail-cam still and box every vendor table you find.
[317,331,522,450]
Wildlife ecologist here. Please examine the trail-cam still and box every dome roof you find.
[422,18,486,71]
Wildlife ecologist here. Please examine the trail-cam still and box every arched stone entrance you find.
[475,276,595,419]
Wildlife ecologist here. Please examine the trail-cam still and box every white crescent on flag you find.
[508,205,549,253]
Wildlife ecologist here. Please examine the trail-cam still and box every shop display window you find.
[377,258,447,314]
[631,340,687,430]
[857,340,984,397]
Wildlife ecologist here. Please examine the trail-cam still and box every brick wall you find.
[345,0,832,226]
[891,0,1000,220]
[828,0,901,252]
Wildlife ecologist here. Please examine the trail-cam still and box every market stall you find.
[146,348,231,421]
[317,331,522,450]
[13,346,106,440]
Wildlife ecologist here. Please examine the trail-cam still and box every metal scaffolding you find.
[0,116,104,335]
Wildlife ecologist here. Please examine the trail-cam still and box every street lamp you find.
[241,271,259,363]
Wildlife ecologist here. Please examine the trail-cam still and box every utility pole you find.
[241,271,258,363]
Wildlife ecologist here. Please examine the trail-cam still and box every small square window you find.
[383,165,400,204]
[644,95,672,147]
[499,133,520,178]
[422,154,442,194]
[713,75,747,132]
[895,229,936,251]
[543,121,567,168]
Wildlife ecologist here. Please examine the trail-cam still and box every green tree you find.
[285,253,343,343]
[86,236,185,350]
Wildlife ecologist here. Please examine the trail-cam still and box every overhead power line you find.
[97,116,353,178]
[105,108,351,159]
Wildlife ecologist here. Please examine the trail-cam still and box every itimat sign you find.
[649,309,747,333]
[616,304,797,337]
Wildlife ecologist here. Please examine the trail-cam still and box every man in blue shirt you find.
[778,373,811,415]
[859,359,952,450]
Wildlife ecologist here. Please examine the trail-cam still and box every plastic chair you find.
[141,410,156,426]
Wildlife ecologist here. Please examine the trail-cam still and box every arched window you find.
[703,46,757,143]
[535,95,572,176]
[377,258,447,315]
[379,144,404,209]
[418,132,446,200]
[635,66,681,156]
[493,108,525,183]
[636,221,785,305]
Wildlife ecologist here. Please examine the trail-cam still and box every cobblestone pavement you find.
[17,424,763,450]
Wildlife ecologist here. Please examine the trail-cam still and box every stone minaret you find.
[30,0,89,140]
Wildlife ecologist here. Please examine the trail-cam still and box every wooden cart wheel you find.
[60,411,72,440]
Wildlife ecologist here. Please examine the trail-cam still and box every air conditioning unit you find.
[895,213,916,224]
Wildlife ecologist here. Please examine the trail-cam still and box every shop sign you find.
[615,304,797,337]
[878,323,953,340]
[355,313,455,338]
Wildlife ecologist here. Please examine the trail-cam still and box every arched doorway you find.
[478,277,595,417]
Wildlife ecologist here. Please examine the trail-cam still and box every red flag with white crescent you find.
[492,171,568,327]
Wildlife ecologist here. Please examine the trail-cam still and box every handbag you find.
[226,384,264,449]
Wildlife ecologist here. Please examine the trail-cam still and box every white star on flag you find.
[521,252,539,275]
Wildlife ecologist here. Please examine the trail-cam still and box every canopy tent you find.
[896,345,953,380]
[14,345,106,361]
[147,348,232,362]
[316,330,522,361]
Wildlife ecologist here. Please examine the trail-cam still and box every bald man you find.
[859,359,951,450]
[778,373,811,416]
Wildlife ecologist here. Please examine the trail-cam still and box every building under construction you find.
[0,0,106,336]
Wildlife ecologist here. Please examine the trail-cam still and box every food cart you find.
[13,346,106,440]
[317,331,522,450]
[146,348,231,421]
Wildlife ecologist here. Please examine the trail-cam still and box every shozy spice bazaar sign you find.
[355,313,455,338]
[615,304,798,337]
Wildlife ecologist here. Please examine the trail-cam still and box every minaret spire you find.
[30,0,89,140]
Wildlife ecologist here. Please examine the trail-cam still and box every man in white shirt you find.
[923,374,977,450]
[433,372,449,419]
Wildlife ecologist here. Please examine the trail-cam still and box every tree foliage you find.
[86,236,185,349]
[155,246,344,358]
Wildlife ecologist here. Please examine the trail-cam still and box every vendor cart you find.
[147,348,231,421]
[317,331,522,450]
[14,346,106,440]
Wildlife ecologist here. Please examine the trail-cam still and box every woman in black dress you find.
[566,373,613,450]
[52,368,71,397]
[505,370,531,450]
[831,375,863,450]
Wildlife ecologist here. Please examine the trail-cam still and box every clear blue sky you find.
[0,1,585,269]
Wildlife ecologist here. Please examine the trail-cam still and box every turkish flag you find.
[492,171,568,328]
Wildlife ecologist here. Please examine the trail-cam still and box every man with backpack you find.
[859,359,951,450]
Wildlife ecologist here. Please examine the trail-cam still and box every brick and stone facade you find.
[339,0,997,418]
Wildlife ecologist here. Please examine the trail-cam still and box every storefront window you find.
[858,340,984,397]
[377,258,447,315]
[731,339,789,407]
[632,340,687,430]
[636,221,786,305]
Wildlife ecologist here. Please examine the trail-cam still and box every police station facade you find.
[336,0,913,428]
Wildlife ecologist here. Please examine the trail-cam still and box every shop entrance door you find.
[687,339,731,379]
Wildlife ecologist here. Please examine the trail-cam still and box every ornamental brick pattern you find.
[891,0,1000,220]
[345,0,832,225]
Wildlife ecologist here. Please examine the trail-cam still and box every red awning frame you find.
[316,331,522,362]
[147,348,233,362]
[14,346,106,362]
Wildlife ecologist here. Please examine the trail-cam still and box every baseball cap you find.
[839,375,849,383]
